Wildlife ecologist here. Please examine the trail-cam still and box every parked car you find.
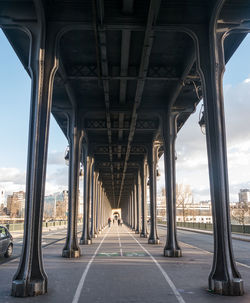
[0,226,13,258]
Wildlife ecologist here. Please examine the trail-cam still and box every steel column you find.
[80,146,93,245]
[140,159,148,237]
[62,112,83,258]
[135,170,141,234]
[11,23,58,297]
[147,142,160,244]
[196,28,243,295]
[93,172,99,237]
[162,112,181,257]
[90,166,96,238]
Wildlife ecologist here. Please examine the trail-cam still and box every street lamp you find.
[64,146,69,166]
[198,104,206,135]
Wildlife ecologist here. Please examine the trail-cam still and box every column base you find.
[209,277,244,296]
[164,248,182,257]
[62,248,81,258]
[135,230,140,234]
[93,233,98,238]
[12,278,47,297]
[148,238,160,244]
[140,232,148,238]
[79,239,92,245]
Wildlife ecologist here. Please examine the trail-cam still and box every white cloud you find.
[47,151,65,165]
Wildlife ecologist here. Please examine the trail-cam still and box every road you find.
[158,225,250,268]
[0,225,82,265]
[1,224,250,303]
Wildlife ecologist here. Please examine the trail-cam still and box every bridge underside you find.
[1,0,250,298]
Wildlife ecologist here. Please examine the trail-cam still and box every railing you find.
[177,222,250,234]
[3,219,82,232]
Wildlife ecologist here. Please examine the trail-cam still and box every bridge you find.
[0,0,250,300]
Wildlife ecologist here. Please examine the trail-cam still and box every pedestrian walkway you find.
[1,224,250,303]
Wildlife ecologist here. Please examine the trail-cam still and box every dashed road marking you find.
[72,228,110,303]
[127,227,186,303]
[117,226,123,256]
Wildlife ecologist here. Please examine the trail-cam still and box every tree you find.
[176,184,193,222]
[231,202,249,226]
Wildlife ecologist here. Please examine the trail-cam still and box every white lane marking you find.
[180,241,250,269]
[117,226,123,257]
[126,227,186,303]
[72,228,110,303]
[17,240,23,243]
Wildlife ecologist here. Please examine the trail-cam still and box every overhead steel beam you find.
[93,0,116,205]
[117,0,162,207]
[118,29,131,159]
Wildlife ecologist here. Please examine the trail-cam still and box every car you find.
[0,226,13,258]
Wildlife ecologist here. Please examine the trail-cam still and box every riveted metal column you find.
[163,111,181,257]
[148,142,160,244]
[11,19,59,296]
[130,194,134,229]
[129,195,133,229]
[196,25,243,295]
[95,179,100,234]
[140,159,148,238]
[101,187,104,230]
[90,165,96,238]
[62,112,83,258]
[131,188,135,230]
[80,146,93,245]
[127,197,131,227]
[135,170,141,234]
[98,182,102,233]
[93,172,99,237]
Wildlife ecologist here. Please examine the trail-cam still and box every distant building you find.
[176,200,212,223]
[56,200,67,218]
[7,191,25,218]
[0,189,5,206]
[156,194,166,221]
[44,190,69,219]
[239,189,250,203]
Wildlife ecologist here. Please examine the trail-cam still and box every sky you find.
[0,29,250,203]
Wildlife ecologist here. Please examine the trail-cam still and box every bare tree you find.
[231,202,249,226]
[176,184,193,222]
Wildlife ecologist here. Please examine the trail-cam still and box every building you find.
[7,191,25,218]
[0,189,5,206]
[156,194,166,221]
[239,189,250,203]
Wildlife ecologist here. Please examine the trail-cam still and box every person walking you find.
[108,217,111,227]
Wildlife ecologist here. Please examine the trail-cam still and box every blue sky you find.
[0,29,250,202]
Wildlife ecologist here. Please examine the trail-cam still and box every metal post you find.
[62,112,83,258]
[140,159,148,237]
[90,165,95,238]
[147,142,160,244]
[163,111,181,257]
[11,20,59,297]
[196,25,243,295]
[135,170,141,234]
[80,145,92,245]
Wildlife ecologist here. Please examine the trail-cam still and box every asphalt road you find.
[1,224,250,303]
[0,225,82,265]
[158,225,250,268]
